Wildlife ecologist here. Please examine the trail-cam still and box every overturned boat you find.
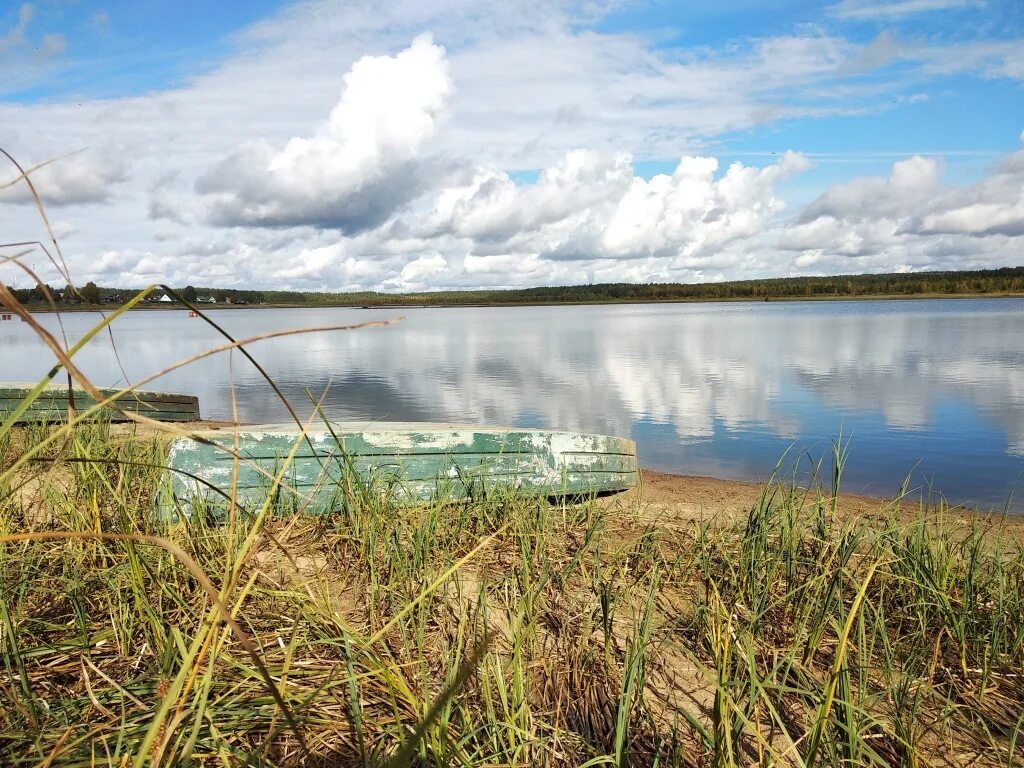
[162,422,638,516]
[1,382,200,423]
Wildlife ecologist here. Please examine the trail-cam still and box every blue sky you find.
[1,1,278,100]
[0,0,1022,291]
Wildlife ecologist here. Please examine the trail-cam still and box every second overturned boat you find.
[1,382,200,423]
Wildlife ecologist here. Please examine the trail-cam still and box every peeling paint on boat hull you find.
[160,422,638,518]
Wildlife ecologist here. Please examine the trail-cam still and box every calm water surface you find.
[2,299,1023,510]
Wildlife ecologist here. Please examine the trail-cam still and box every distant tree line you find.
[1,284,277,306]
[4,282,110,305]
[4,266,1024,308]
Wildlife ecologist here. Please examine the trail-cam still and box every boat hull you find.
[1,383,200,423]
[162,422,638,515]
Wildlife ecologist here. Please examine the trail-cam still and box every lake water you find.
[2,299,1023,510]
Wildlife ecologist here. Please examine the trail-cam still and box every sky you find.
[0,0,1022,293]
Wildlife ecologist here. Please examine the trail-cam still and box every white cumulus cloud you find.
[910,139,1024,237]
[395,253,448,289]
[0,151,128,207]
[196,33,454,232]
[603,152,810,263]
[782,135,1024,269]
[421,149,809,265]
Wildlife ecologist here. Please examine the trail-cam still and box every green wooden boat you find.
[163,423,638,515]
[1,383,200,423]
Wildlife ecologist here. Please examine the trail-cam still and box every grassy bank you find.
[2,419,1024,767]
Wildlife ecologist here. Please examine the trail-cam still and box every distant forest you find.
[6,266,1024,308]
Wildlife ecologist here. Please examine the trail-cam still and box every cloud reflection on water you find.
[4,299,1022,506]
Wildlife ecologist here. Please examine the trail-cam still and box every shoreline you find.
[633,469,1024,528]
[17,420,1020,522]
[99,422,1024,523]
[12,290,1024,313]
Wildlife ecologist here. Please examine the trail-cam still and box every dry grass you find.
[2,417,1024,767]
